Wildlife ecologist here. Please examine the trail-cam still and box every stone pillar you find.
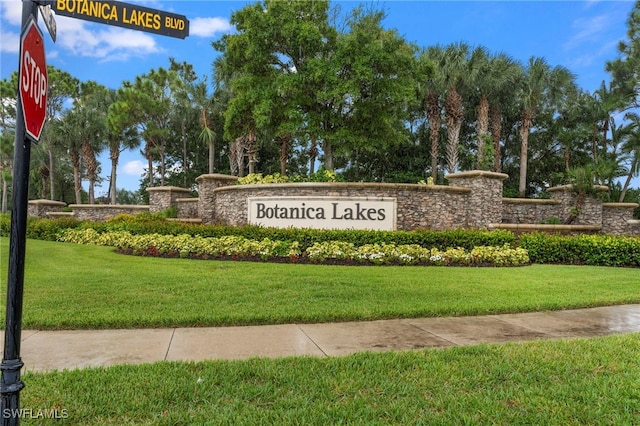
[445,170,508,229]
[601,203,640,236]
[27,199,66,218]
[146,186,192,214]
[195,174,238,223]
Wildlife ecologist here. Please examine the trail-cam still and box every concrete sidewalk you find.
[12,304,640,372]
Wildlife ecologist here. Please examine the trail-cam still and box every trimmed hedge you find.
[519,233,640,267]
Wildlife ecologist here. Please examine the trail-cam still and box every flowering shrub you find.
[236,168,340,185]
[57,230,529,266]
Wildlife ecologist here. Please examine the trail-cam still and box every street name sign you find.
[39,4,57,42]
[19,18,48,142]
[49,0,189,39]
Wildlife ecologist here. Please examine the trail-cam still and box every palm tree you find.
[482,53,521,172]
[420,46,445,180]
[442,42,470,174]
[106,89,140,204]
[517,57,574,197]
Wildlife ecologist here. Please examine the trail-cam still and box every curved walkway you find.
[12,304,640,372]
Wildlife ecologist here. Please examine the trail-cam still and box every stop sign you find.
[19,18,47,142]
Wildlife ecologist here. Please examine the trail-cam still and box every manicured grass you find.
[1,238,639,330]
[21,333,640,425]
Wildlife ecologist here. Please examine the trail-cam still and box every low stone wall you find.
[147,186,193,214]
[210,182,472,230]
[502,198,561,224]
[25,171,640,236]
[546,185,608,227]
[176,198,199,219]
[601,203,640,236]
[68,204,149,222]
[28,200,66,218]
[196,171,509,231]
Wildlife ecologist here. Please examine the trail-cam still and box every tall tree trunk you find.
[110,144,119,205]
[160,146,166,186]
[82,139,98,204]
[490,105,502,172]
[279,134,290,175]
[1,177,7,213]
[40,165,48,199]
[48,149,55,200]
[70,151,82,205]
[323,140,334,171]
[426,92,441,181]
[181,121,188,188]
[146,141,154,188]
[247,131,257,175]
[309,136,317,174]
[518,111,533,197]
[619,170,635,202]
[476,95,490,168]
[208,140,215,174]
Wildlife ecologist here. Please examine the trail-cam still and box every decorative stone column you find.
[445,170,508,229]
[195,174,238,223]
[601,203,640,236]
[146,186,193,214]
[27,199,66,218]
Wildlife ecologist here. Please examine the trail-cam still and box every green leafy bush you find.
[519,233,640,267]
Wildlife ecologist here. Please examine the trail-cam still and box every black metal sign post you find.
[1,2,39,424]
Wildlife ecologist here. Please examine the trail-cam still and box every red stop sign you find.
[19,18,47,142]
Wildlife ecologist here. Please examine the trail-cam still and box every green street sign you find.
[48,0,189,39]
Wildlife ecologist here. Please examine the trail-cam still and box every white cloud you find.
[53,15,160,60]
[189,17,232,38]
[0,31,19,53]
[0,2,22,26]
[563,14,610,50]
[121,160,146,176]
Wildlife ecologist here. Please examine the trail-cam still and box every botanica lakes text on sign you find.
[247,197,397,231]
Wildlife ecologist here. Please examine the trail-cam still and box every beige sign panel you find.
[248,197,397,231]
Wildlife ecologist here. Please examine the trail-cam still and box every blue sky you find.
[0,0,636,194]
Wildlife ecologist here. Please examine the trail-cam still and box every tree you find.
[471,51,521,171]
[516,57,575,197]
[442,42,470,173]
[606,0,640,110]
[619,112,640,201]
[216,1,417,175]
[419,46,445,180]
[112,67,175,187]
[106,89,139,204]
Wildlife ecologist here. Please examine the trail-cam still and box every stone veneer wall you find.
[68,205,150,221]
[176,198,199,219]
[146,186,193,214]
[546,185,608,227]
[196,174,240,223]
[502,198,562,224]
[445,171,507,228]
[601,203,640,236]
[27,200,66,217]
[211,183,472,230]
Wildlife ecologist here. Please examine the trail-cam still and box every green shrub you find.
[519,233,640,267]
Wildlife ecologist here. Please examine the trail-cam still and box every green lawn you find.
[21,333,640,425]
[1,238,639,329]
